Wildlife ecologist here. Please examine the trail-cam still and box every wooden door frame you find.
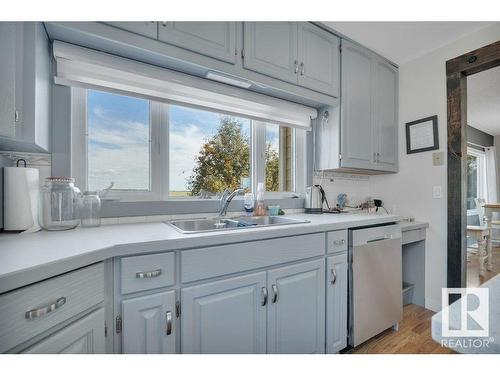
[447,40,500,290]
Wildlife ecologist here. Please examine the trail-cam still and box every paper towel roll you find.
[4,167,41,232]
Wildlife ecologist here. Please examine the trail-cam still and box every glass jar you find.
[80,192,101,227]
[40,177,81,231]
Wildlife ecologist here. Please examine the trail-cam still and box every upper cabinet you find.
[243,22,339,97]
[104,22,158,39]
[158,22,238,64]
[0,22,51,153]
[317,40,398,174]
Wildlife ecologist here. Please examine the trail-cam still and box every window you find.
[72,88,304,202]
[467,147,487,211]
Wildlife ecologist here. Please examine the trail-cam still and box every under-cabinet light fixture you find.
[205,71,252,88]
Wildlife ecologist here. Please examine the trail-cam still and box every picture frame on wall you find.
[405,115,439,154]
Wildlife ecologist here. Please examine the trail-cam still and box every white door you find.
[181,272,267,354]
[326,254,348,353]
[122,290,176,354]
[158,22,238,64]
[0,22,17,138]
[104,22,158,39]
[373,57,399,172]
[23,309,105,354]
[243,22,298,84]
[340,40,374,170]
[267,259,325,354]
[297,23,340,97]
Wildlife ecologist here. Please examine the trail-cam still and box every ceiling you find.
[322,22,495,65]
[467,66,500,136]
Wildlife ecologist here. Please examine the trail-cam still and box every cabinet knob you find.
[331,269,337,285]
[161,22,167,27]
[165,311,173,335]
[261,287,268,306]
[333,239,345,246]
[294,60,299,74]
[271,284,278,303]
[300,62,305,76]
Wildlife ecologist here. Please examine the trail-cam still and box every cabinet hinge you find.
[115,315,122,334]
[241,49,245,59]
[104,321,108,337]
[339,44,342,53]
[235,47,238,56]
[339,153,342,160]
[14,110,19,123]
[175,301,181,318]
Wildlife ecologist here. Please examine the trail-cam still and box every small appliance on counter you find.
[305,184,329,213]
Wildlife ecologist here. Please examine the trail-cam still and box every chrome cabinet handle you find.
[165,311,172,335]
[161,21,167,27]
[271,284,278,303]
[136,269,162,279]
[294,60,299,74]
[333,239,346,246]
[331,269,337,285]
[300,62,305,75]
[261,287,268,306]
[25,297,66,320]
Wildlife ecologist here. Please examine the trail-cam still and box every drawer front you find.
[0,263,104,353]
[402,228,426,245]
[120,252,175,295]
[326,230,348,254]
[181,233,325,283]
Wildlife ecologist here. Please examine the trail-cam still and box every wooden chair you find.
[466,225,491,276]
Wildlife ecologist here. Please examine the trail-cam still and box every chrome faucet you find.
[218,188,245,217]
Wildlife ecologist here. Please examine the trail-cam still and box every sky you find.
[87,89,280,194]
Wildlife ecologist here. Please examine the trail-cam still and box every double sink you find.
[168,215,309,234]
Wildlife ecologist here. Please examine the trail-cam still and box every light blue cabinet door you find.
[373,57,399,172]
[122,290,176,354]
[181,272,267,354]
[158,22,238,64]
[326,253,348,353]
[340,40,375,170]
[0,22,17,138]
[23,309,105,354]
[267,259,325,354]
[104,22,158,39]
[297,23,340,97]
[243,22,298,84]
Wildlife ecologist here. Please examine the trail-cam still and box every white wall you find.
[313,172,371,209]
[370,23,500,311]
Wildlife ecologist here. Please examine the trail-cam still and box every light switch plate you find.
[433,185,442,199]
[432,151,444,166]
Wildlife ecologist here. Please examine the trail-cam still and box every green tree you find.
[187,116,250,195]
[265,142,280,191]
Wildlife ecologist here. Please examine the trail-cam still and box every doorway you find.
[446,40,500,290]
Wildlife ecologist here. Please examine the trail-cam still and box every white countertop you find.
[0,213,414,294]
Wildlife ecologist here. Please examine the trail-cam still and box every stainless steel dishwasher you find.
[348,224,402,347]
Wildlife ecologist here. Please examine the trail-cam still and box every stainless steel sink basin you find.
[167,216,309,234]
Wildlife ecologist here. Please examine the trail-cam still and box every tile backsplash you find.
[313,171,372,209]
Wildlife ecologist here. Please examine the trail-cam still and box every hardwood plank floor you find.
[467,245,500,287]
[347,304,455,354]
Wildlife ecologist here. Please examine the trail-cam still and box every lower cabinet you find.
[121,290,176,354]
[267,259,325,354]
[181,272,267,354]
[23,308,105,354]
[326,253,348,353]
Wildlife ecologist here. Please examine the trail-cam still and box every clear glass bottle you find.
[40,177,81,231]
[80,192,101,227]
[254,182,266,216]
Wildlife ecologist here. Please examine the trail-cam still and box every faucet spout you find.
[218,188,245,217]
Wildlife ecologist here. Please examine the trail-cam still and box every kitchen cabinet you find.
[326,253,348,353]
[158,22,238,64]
[0,22,18,138]
[23,309,105,354]
[104,22,158,39]
[121,290,176,354]
[243,22,339,96]
[181,272,267,354]
[267,259,325,354]
[0,22,51,152]
[316,40,398,173]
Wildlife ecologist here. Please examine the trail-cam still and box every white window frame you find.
[467,147,487,214]
[71,87,306,202]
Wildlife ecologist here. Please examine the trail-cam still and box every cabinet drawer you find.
[326,230,348,254]
[181,233,325,283]
[0,263,104,353]
[120,252,175,295]
[402,228,426,245]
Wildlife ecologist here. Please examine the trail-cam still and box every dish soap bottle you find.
[254,182,266,216]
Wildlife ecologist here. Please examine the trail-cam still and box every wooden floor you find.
[347,304,455,354]
[467,245,500,287]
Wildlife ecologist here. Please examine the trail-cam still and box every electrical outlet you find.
[433,185,442,199]
[432,152,444,166]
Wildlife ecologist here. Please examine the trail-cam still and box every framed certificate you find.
[405,115,439,154]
